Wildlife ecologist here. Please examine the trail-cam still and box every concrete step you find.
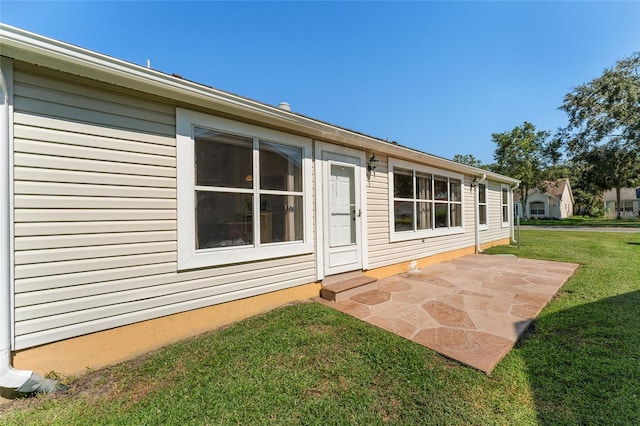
[320,275,378,302]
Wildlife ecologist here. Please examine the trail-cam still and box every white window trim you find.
[314,142,368,281]
[177,108,313,270]
[530,201,545,216]
[388,158,465,242]
[501,184,511,228]
[620,200,634,212]
[478,181,488,231]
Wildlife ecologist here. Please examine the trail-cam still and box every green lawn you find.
[1,231,639,425]
[519,216,640,227]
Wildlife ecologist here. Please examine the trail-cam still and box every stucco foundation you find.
[365,238,511,280]
[12,239,512,378]
[13,282,321,377]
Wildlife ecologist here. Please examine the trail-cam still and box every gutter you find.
[510,182,520,244]
[0,58,64,395]
[475,174,487,253]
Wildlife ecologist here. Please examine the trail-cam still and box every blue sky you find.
[2,1,638,164]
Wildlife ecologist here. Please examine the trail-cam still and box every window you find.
[478,183,488,228]
[389,158,464,241]
[620,201,634,212]
[501,184,510,226]
[530,202,545,215]
[177,109,312,269]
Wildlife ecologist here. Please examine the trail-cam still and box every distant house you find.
[603,187,640,219]
[514,179,574,219]
[0,25,519,388]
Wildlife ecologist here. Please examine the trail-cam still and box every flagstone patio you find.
[318,254,579,374]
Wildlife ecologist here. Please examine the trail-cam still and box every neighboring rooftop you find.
[513,178,571,201]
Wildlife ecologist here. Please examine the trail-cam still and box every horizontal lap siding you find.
[15,255,315,347]
[367,157,478,270]
[366,158,390,267]
[463,176,475,232]
[12,66,316,349]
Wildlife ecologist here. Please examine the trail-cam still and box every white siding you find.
[366,157,391,264]
[560,185,573,219]
[12,65,316,349]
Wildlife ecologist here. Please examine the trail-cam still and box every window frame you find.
[478,182,488,230]
[530,201,545,216]
[620,201,634,212]
[388,158,465,242]
[177,108,313,270]
[501,184,511,227]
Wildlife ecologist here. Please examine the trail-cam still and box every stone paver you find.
[323,254,579,375]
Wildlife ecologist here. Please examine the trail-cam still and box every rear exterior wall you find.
[8,60,513,359]
[11,63,316,351]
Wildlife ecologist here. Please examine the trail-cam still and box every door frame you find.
[315,142,368,280]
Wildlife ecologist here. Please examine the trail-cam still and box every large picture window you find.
[389,158,464,241]
[177,109,312,269]
[194,130,303,249]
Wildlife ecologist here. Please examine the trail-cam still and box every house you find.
[0,25,519,391]
[603,187,640,219]
[513,179,574,219]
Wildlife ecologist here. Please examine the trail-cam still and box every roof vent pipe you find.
[0,59,65,396]
[277,102,291,112]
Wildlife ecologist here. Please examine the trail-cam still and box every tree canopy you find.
[491,122,558,217]
[452,154,484,169]
[560,52,640,154]
[559,52,640,217]
[579,145,639,218]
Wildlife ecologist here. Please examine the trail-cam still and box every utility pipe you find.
[0,58,63,395]
[474,174,487,254]
[510,182,520,245]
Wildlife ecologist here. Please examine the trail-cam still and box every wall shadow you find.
[517,290,640,424]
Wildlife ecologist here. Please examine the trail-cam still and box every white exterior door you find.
[321,149,364,276]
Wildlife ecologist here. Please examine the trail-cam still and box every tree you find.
[491,122,558,217]
[579,145,639,218]
[559,52,640,218]
[547,160,602,216]
[452,154,484,168]
[560,52,639,153]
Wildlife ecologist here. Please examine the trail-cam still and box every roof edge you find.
[0,24,518,184]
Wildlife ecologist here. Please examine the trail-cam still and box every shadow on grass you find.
[519,290,640,425]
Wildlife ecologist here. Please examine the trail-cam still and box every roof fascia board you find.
[564,179,575,204]
[0,24,518,185]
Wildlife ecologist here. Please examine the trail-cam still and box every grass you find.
[1,231,639,425]
[489,230,640,424]
[519,216,640,227]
